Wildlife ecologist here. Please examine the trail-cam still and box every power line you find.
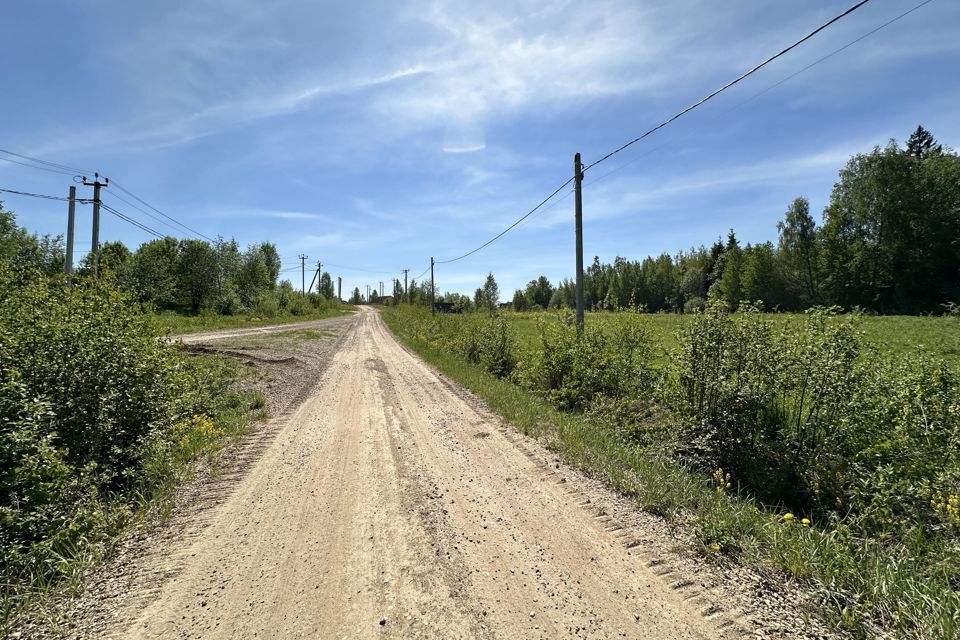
[99,202,166,239]
[413,263,431,280]
[580,0,934,190]
[108,180,216,243]
[0,186,91,203]
[102,192,199,240]
[436,176,574,264]
[0,154,78,176]
[0,148,90,174]
[582,0,873,173]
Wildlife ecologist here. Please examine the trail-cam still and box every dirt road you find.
[101,306,750,639]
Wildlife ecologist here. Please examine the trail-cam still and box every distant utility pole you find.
[337,276,342,301]
[574,152,585,333]
[366,284,371,302]
[430,257,435,315]
[82,173,108,277]
[298,254,308,295]
[379,281,384,298]
[65,185,76,282]
[308,261,321,294]
[402,268,409,302]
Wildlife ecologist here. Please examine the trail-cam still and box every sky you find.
[1,0,958,298]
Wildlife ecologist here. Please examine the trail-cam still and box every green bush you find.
[517,313,655,411]
[0,267,248,620]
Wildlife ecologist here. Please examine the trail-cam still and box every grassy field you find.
[505,310,960,367]
[382,305,960,640]
[151,305,356,335]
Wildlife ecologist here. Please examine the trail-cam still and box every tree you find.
[349,287,363,304]
[480,272,499,312]
[512,289,528,311]
[132,237,179,308]
[710,230,743,309]
[524,275,553,309]
[821,129,960,312]
[176,239,218,311]
[906,125,942,160]
[777,197,819,307]
[0,204,65,275]
[319,272,335,299]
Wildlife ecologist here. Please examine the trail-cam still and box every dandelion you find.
[801,518,811,527]
[710,543,720,552]
[782,512,795,522]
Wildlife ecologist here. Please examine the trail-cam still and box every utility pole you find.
[366,284,371,302]
[338,276,342,301]
[82,173,108,277]
[65,186,76,282]
[299,254,308,295]
[314,261,323,295]
[308,262,320,295]
[574,152,585,333]
[379,281,384,298]
[430,257,435,315]
[402,269,409,303]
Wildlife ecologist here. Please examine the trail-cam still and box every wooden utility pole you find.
[402,269,409,302]
[299,254,308,295]
[65,186,76,282]
[82,173,108,277]
[430,257,435,315]
[574,152,585,333]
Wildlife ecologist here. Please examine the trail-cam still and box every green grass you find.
[382,306,960,640]
[151,304,355,335]
[505,310,960,367]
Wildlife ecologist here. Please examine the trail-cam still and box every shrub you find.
[516,312,655,411]
[0,267,240,616]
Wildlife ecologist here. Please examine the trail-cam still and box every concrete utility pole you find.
[402,269,409,302]
[308,262,320,294]
[379,281,384,298]
[574,152,585,333]
[299,254,308,295]
[430,257,435,315]
[82,173,108,277]
[338,276,342,301]
[65,186,76,282]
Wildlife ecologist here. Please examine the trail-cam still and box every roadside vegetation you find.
[0,209,278,631]
[384,304,959,639]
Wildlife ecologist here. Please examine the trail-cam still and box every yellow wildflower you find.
[782,513,795,522]
[801,518,811,527]
[709,543,720,552]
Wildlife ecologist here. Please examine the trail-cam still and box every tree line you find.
[0,210,339,315]
[466,127,960,315]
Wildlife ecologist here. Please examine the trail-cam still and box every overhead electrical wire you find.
[0,154,78,176]
[99,202,166,239]
[581,0,936,190]
[435,176,574,264]
[108,180,217,243]
[0,148,90,174]
[0,186,91,203]
[426,0,875,269]
[582,0,873,173]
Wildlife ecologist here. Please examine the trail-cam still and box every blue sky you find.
[1,0,958,297]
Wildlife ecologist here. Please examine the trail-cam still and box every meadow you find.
[505,310,960,367]
[383,304,960,640]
